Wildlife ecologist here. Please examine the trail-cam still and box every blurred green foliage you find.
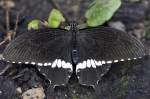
[28,9,65,29]
[28,19,40,30]
[85,0,121,27]
[48,9,65,28]
[28,0,122,29]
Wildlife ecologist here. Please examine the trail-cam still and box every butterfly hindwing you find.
[76,27,145,85]
[77,64,111,86]
[38,66,72,86]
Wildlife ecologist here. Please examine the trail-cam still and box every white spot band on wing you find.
[76,56,144,72]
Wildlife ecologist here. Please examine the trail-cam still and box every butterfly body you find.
[70,22,79,66]
[2,22,145,86]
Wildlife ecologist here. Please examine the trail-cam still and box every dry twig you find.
[0,0,24,45]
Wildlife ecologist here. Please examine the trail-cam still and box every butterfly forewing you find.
[3,28,71,64]
[78,27,145,62]
[76,27,145,85]
[3,28,73,85]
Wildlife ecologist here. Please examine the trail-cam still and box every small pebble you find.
[109,21,126,32]
[16,87,22,94]
[0,90,2,94]
[22,87,45,99]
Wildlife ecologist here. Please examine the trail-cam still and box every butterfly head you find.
[69,21,78,32]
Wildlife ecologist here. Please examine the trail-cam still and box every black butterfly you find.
[2,22,145,86]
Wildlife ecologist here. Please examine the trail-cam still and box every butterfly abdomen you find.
[71,49,78,64]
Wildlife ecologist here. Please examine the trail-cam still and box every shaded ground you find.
[0,0,150,99]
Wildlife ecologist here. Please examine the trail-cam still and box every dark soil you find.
[0,0,150,99]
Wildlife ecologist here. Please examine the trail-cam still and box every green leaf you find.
[85,0,121,27]
[48,9,65,28]
[28,20,40,30]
